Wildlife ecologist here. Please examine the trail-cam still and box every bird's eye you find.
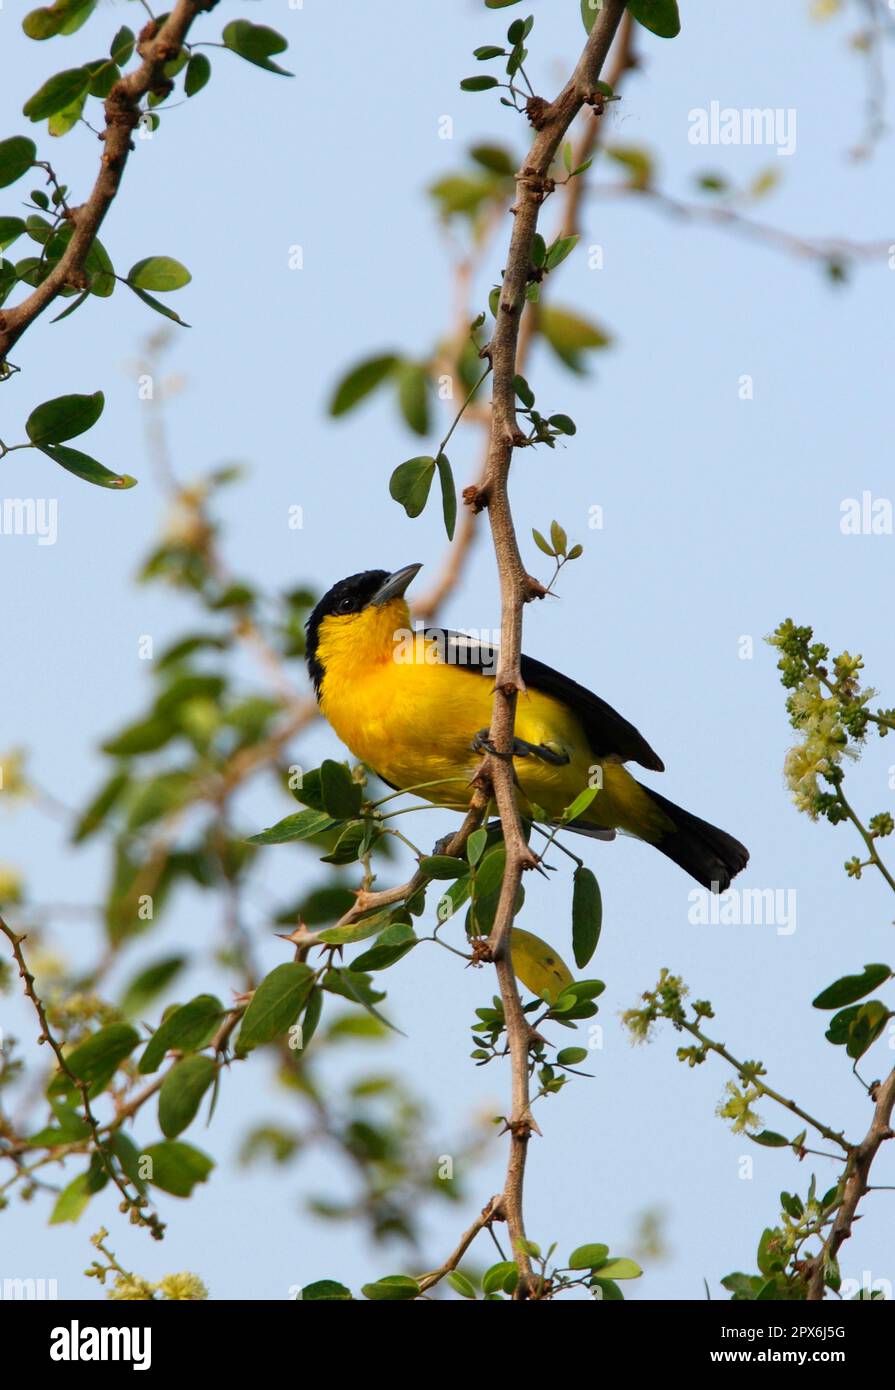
[337,596,354,613]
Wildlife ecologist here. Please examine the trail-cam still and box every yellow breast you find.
[315,600,665,836]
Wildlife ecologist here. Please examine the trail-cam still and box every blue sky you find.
[1,0,893,1300]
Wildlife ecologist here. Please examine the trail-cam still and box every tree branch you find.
[413,11,636,625]
[0,913,164,1237]
[417,1194,503,1294]
[0,0,220,365]
[805,1065,895,1299]
[479,0,629,1299]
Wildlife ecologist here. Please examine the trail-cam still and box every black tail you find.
[637,784,749,891]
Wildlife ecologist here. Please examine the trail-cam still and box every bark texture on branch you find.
[805,1065,895,1299]
[479,0,629,1298]
[0,0,219,365]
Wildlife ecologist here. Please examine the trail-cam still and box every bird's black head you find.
[305,564,422,696]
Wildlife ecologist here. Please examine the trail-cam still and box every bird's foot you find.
[470,729,570,766]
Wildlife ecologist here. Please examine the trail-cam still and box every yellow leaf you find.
[510,929,573,1004]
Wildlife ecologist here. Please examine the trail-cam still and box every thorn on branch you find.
[470,937,494,965]
[462,483,489,514]
[524,574,549,601]
[525,96,550,129]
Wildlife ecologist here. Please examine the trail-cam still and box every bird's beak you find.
[371,563,423,606]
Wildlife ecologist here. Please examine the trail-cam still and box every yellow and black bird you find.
[306,564,748,890]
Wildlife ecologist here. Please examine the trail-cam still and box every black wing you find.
[428,629,665,773]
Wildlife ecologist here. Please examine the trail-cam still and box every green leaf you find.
[569,1242,609,1269]
[352,923,418,973]
[460,76,500,92]
[128,255,191,292]
[389,455,436,519]
[572,866,602,968]
[29,1104,91,1145]
[825,1004,860,1047]
[317,909,393,947]
[420,854,469,880]
[780,1190,803,1221]
[184,53,211,97]
[0,136,37,188]
[127,282,190,327]
[120,955,185,1017]
[436,452,456,540]
[23,67,90,122]
[539,304,611,372]
[532,528,555,557]
[23,0,97,41]
[50,289,89,323]
[110,25,135,65]
[437,874,473,924]
[557,1046,589,1066]
[64,1022,140,1092]
[236,963,314,1056]
[447,1270,477,1298]
[88,60,120,101]
[25,390,104,446]
[550,414,577,436]
[0,218,26,251]
[361,1275,420,1301]
[470,143,515,175]
[158,1055,216,1138]
[748,1130,790,1148]
[319,820,373,866]
[563,788,600,822]
[627,0,681,39]
[50,1170,96,1225]
[81,235,115,296]
[606,144,654,190]
[473,45,506,61]
[591,1276,624,1300]
[482,1261,518,1295]
[580,0,602,31]
[142,1140,214,1197]
[514,374,535,407]
[47,88,86,137]
[472,845,507,933]
[467,828,488,866]
[39,443,136,490]
[329,354,398,416]
[302,1280,353,1301]
[812,964,892,1010]
[594,1256,642,1280]
[846,1000,890,1060]
[396,362,430,436]
[550,519,568,555]
[319,759,362,819]
[511,928,574,1005]
[222,20,292,76]
[247,809,335,845]
[138,995,224,1075]
[545,235,579,270]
